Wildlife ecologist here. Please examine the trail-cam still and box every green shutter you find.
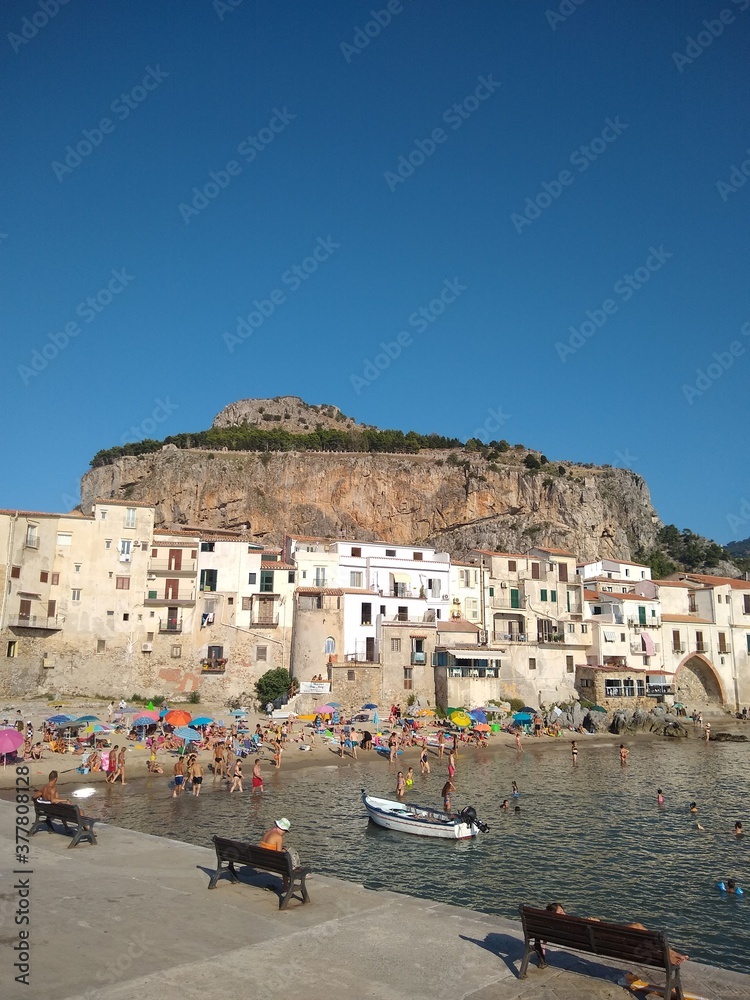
[540,589,547,601]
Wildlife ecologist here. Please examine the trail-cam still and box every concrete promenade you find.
[2,801,749,1000]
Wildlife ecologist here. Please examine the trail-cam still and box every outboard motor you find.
[458,805,489,833]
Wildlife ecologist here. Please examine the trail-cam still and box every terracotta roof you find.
[651,580,697,589]
[471,549,526,559]
[661,614,712,624]
[596,592,656,603]
[675,573,750,591]
[532,546,576,557]
[584,590,601,601]
[437,619,481,632]
[261,562,295,570]
[0,508,92,519]
[153,529,201,538]
[582,575,638,586]
[93,498,154,508]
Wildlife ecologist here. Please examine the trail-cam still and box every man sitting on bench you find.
[260,818,298,889]
[33,770,70,804]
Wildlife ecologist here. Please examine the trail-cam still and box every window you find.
[10,566,20,579]
[581,623,588,633]
[227,597,234,606]
[100,510,107,519]
[567,623,575,633]
[7,640,18,657]
[119,540,131,558]
[361,602,372,625]
[57,532,72,546]
[107,610,114,616]
[40,571,48,583]
[672,630,681,652]
[540,589,548,601]
[74,563,81,573]
[717,594,722,603]
[207,644,223,660]
[550,590,557,602]
[391,637,401,652]
[508,560,517,572]
[123,613,129,622]
[531,562,540,580]
[324,637,336,655]
[248,572,257,585]
[71,589,81,602]
[256,645,268,661]
[528,657,537,670]
[96,639,106,653]
[624,568,630,577]
[403,667,413,689]
[696,630,705,652]
[558,563,568,582]
[623,678,635,697]
[688,592,698,613]
[385,549,396,557]
[348,669,356,682]
[147,631,155,641]
[105,539,112,550]
[260,570,274,592]
[746,634,750,653]
[313,567,326,587]
[397,606,408,621]
[171,645,182,658]
[566,655,574,672]
[351,547,362,557]
[380,605,386,615]
[288,571,295,583]
[165,579,180,600]
[466,598,479,619]
[620,633,626,642]
[350,571,363,588]
[125,507,136,528]
[200,569,218,592]
[200,542,215,552]
[115,576,130,590]
[592,607,602,615]
[651,609,656,617]
[489,586,494,597]
[719,632,728,653]
[25,525,38,548]
[242,597,251,610]
[413,551,423,561]
[191,550,198,559]
[745,595,750,614]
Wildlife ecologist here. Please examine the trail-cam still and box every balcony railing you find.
[695,644,707,654]
[148,559,197,575]
[493,632,528,643]
[490,595,527,610]
[251,615,279,628]
[647,684,674,696]
[628,618,662,629]
[387,612,436,624]
[201,657,227,673]
[145,592,195,606]
[159,620,183,634]
[9,615,62,630]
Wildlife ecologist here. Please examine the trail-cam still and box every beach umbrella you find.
[589,706,607,713]
[469,709,488,724]
[0,728,24,766]
[76,715,100,723]
[513,712,532,723]
[165,710,192,727]
[362,703,378,710]
[328,701,343,708]
[174,726,202,743]
[297,714,316,721]
[314,705,335,714]
[191,716,214,727]
[230,709,247,717]
[147,701,156,710]
[133,709,159,721]
[520,706,537,714]
[450,711,472,728]
[474,722,491,732]
[47,714,72,724]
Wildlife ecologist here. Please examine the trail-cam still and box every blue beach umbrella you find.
[328,702,343,708]
[230,709,247,717]
[191,716,214,727]
[362,703,378,710]
[174,726,202,743]
[76,715,100,723]
[469,710,488,724]
[47,714,72,724]
[513,712,533,723]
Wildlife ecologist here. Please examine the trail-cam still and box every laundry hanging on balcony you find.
[201,612,214,628]
[641,632,656,655]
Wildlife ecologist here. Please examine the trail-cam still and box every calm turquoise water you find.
[55,735,750,972]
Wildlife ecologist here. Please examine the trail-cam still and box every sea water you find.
[68,735,750,972]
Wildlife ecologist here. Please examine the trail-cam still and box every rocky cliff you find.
[81,447,660,561]
[212,395,370,433]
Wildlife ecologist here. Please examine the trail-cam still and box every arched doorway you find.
[675,655,724,708]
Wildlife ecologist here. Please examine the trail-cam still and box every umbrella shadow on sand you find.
[459,932,627,984]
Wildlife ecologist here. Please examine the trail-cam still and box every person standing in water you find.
[447,748,456,779]
[229,757,243,794]
[571,741,578,764]
[442,779,455,813]
[512,780,519,797]
[251,758,264,795]
[396,771,406,798]
[657,788,664,805]
[619,744,629,764]
[419,742,430,775]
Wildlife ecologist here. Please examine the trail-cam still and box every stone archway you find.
[675,654,724,708]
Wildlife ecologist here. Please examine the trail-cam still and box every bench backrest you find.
[213,835,293,875]
[519,906,668,968]
[35,800,81,824]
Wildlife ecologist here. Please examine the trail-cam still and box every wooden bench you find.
[518,905,685,1000]
[208,835,310,910]
[30,800,97,848]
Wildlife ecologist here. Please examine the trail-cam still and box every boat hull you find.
[362,792,478,840]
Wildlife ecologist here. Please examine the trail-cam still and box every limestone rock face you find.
[212,396,367,434]
[81,447,660,561]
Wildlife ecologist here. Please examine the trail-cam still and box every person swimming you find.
[717,879,744,895]
[657,788,664,805]
[689,801,698,813]
[735,821,743,836]
[501,799,509,810]
[512,780,519,797]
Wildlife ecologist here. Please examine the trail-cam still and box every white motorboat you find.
[362,790,489,840]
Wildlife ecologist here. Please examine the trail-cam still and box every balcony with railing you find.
[24,535,39,549]
[410,651,427,665]
[490,593,527,610]
[627,617,662,629]
[493,631,528,643]
[144,590,196,607]
[9,615,62,630]
[159,619,183,634]
[251,613,279,628]
[201,657,227,673]
[148,559,197,576]
[387,611,437,624]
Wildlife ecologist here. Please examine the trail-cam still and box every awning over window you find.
[391,572,411,585]
[641,632,656,655]
[603,629,616,642]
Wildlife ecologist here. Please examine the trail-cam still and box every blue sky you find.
[2,0,749,543]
